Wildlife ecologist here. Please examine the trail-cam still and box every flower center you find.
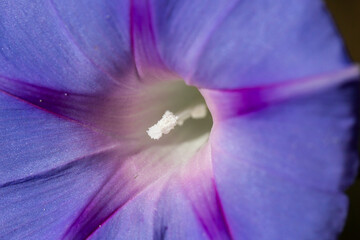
[136,80,212,145]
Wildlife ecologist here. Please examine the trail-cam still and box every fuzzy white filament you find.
[147,104,207,140]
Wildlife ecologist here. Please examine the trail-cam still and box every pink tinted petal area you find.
[180,143,233,240]
[87,142,234,240]
[88,143,232,240]
[64,131,210,239]
[89,177,209,240]
[206,74,359,239]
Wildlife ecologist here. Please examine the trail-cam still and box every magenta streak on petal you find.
[202,65,360,121]
[0,75,147,145]
[130,0,171,79]
[85,177,169,240]
[63,146,183,240]
[181,143,234,240]
[0,75,112,138]
[0,146,121,240]
[0,145,119,189]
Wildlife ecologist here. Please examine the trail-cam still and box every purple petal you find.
[49,0,135,81]
[150,0,350,88]
[208,80,358,239]
[0,0,134,93]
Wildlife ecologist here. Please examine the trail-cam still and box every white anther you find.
[147,104,208,140]
[147,111,178,140]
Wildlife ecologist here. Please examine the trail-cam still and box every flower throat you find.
[143,80,212,141]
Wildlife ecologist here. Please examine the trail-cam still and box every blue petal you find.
[209,82,358,239]
[0,0,133,93]
[88,183,162,240]
[151,0,350,88]
[0,149,120,240]
[0,91,116,184]
[49,0,133,80]
[0,85,121,239]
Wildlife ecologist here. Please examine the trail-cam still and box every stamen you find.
[147,104,207,140]
[147,111,178,140]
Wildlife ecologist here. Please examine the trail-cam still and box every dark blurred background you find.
[325,1,360,239]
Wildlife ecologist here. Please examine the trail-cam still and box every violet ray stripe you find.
[0,145,119,188]
[202,65,360,119]
[0,75,115,138]
[130,0,167,78]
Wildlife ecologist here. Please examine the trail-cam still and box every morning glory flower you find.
[0,0,358,239]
